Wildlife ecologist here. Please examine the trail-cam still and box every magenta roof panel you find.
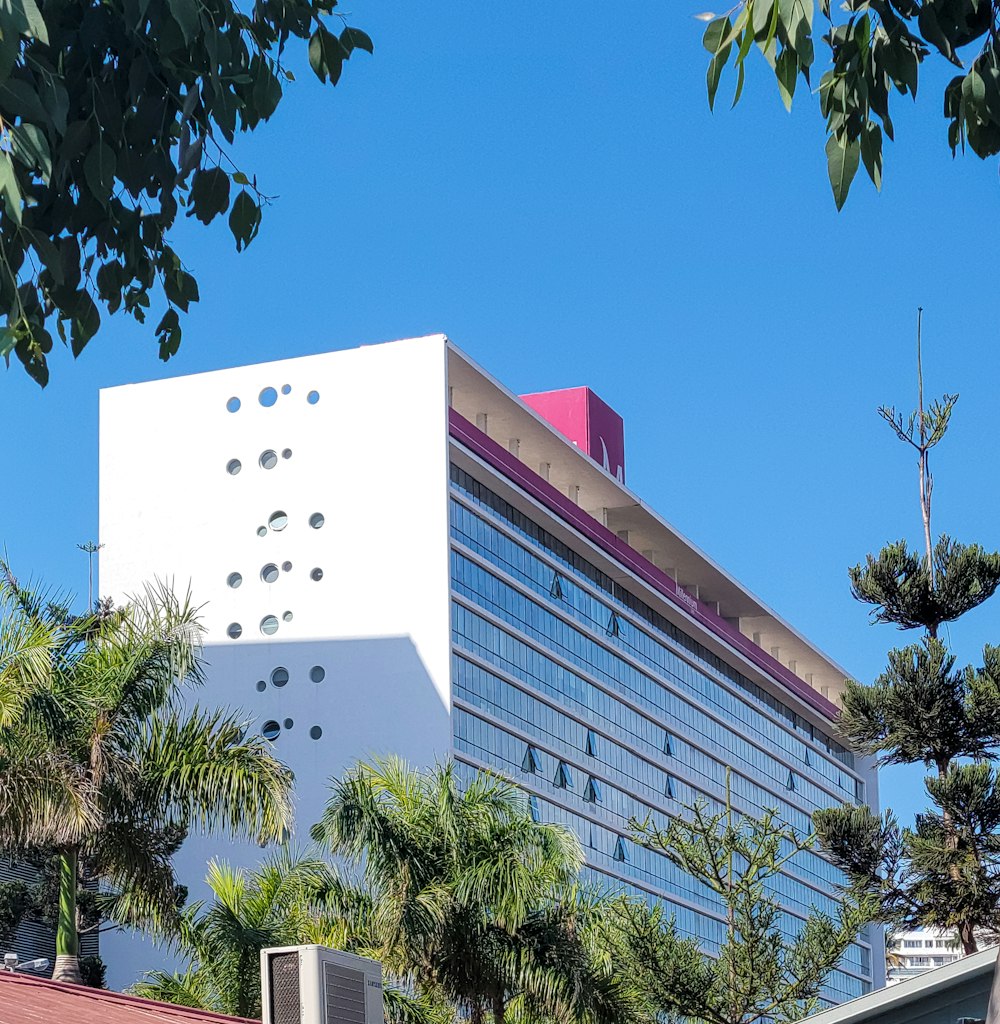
[520,387,626,484]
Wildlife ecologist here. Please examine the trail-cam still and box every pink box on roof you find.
[520,386,626,483]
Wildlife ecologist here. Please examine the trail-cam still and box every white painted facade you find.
[99,334,881,996]
[886,929,968,986]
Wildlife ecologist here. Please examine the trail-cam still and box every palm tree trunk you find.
[492,992,505,1024]
[51,847,82,984]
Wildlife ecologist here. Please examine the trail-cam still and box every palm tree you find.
[134,853,454,1024]
[311,757,634,1024]
[0,564,293,984]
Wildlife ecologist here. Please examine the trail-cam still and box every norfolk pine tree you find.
[618,771,874,1024]
[814,310,1000,959]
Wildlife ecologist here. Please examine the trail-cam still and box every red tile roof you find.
[0,971,257,1024]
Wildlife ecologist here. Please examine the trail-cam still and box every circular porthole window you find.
[226,397,241,413]
[260,615,279,636]
[281,448,292,460]
[281,384,291,395]
[309,666,325,683]
[259,387,278,408]
[283,718,294,730]
[227,572,242,589]
[310,568,323,582]
[281,561,292,572]
[259,450,278,470]
[255,680,266,692]
[262,720,281,740]
[261,563,279,584]
[268,511,288,532]
[227,622,242,639]
[307,390,320,405]
[310,725,323,740]
[271,667,289,687]
[308,512,325,529]
[256,526,267,537]
[226,459,242,476]
[282,611,293,623]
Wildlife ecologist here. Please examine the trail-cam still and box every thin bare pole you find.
[916,308,935,588]
[76,541,103,610]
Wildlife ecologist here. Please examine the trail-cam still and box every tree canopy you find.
[698,0,1000,207]
[0,0,371,385]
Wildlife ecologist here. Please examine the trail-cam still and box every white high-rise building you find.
[99,335,882,1002]
[886,929,970,986]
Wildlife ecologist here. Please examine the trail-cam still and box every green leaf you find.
[189,167,230,224]
[166,0,200,44]
[231,171,250,186]
[775,48,797,110]
[70,290,100,357]
[340,26,374,54]
[308,27,348,84]
[83,141,117,205]
[155,307,182,359]
[0,150,23,224]
[702,16,731,54]
[0,77,49,124]
[860,121,883,190]
[825,134,860,210]
[228,189,261,252]
[732,58,746,107]
[10,123,51,179]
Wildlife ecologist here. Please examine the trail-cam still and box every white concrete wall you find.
[98,335,454,988]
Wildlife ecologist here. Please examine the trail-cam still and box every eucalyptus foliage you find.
[0,0,371,385]
[699,0,1000,207]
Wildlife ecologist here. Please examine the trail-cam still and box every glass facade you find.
[448,463,873,1006]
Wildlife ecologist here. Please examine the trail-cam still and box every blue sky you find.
[5,2,1000,827]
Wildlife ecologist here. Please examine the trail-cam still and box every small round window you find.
[281,384,291,395]
[281,448,292,460]
[307,390,320,405]
[268,511,288,532]
[226,622,242,639]
[259,387,278,407]
[256,526,267,537]
[262,720,281,740]
[308,512,325,529]
[226,459,242,476]
[260,615,279,636]
[271,667,289,687]
[227,572,242,589]
[226,397,241,413]
[259,450,278,470]
[282,611,293,623]
[281,561,293,572]
[309,726,323,740]
[283,717,294,730]
[261,563,279,584]
[310,568,323,582]
[255,680,266,692]
[309,666,325,683]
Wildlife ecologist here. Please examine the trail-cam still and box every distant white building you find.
[887,929,964,985]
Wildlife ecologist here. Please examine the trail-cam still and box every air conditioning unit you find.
[261,945,384,1024]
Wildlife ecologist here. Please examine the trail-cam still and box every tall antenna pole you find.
[76,541,103,610]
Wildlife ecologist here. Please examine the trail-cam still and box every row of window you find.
[451,553,850,816]
[451,650,849,896]
[449,748,868,1005]
[451,497,860,802]
[450,466,854,768]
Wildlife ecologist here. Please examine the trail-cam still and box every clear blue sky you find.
[5,2,1000,826]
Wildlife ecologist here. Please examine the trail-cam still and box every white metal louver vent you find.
[261,945,384,1024]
